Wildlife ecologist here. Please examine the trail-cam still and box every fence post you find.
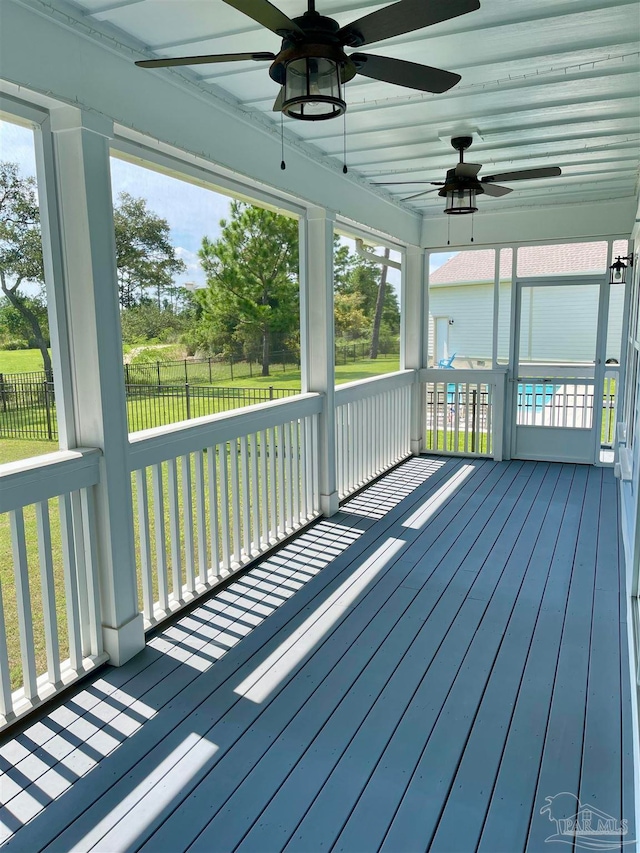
[184,359,188,383]
[43,380,53,441]
[269,385,274,401]
[208,357,212,383]
[0,374,5,413]
[156,361,161,386]
[471,389,477,453]
[185,383,191,420]
[230,356,234,381]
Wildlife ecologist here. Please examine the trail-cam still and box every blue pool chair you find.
[438,352,456,369]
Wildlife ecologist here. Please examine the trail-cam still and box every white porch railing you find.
[128,394,322,628]
[420,369,507,460]
[515,378,595,429]
[335,370,413,500]
[0,449,107,725]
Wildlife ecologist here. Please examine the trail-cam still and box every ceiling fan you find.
[374,136,562,213]
[136,0,480,122]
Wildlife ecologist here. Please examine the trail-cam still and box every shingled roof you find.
[429,242,615,285]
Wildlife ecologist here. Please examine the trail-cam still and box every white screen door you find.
[512,277,603,463]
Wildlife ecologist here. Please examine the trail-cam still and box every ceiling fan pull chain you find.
[470,211,474,243]
[280,112,286,170]
[447,214,451,246]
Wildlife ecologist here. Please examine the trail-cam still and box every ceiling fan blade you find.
[403,187,443,201]
[222,0,304,37]
[351,54,460,93]
[272,88,284,111]
[371,181,444,186]
[455,162,481,178]
[482,166,562,183]
[339,0,479,47]
[136,51,275,69]
[481,183,512,197]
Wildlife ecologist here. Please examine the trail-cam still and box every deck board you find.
[0,457,633,853]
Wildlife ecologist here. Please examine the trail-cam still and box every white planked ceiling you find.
[63,0,640,217]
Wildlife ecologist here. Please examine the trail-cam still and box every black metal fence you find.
[0,343,400,441]
[125,384,298,432]
[0,378,56,440]
[123,352,300,386]
[0,378,300,440]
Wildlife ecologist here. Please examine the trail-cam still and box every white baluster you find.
[292,419,300,526]
[194,450,207,587]
[59,494,82,673]
[284,421,293,531]
[268,427,277,541]
[260,429,269,547]
[181,455,196,594]
[11,509,37,699]
[152,463,169,613]
[207,446,221,579]
[230,438,242,564]
[240,435,251,559]
[0,582,12,717]
[219,444,232,573]
[250,433,260,553]
[79,488,103,656]
[35,501,61,684]
[136,469,153,621]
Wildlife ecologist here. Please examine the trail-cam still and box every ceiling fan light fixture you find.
[282,56,346,120]
[444,186,477,215]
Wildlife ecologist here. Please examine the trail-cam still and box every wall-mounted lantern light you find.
[609,254,634,285]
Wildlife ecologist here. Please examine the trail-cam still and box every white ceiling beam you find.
[421,197,637,249]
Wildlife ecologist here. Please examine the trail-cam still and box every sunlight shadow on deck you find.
[402,463,475,529]
[0,455,459,847]
[234,537,406,704]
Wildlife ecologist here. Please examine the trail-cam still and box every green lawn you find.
[0,349,50,374]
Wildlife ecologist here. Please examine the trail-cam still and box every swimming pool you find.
[445,382,557,412]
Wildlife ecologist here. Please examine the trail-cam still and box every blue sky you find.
[1,116,453,299]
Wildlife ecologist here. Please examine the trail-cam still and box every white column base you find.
[320,490,340,517]
[102,612,145,667]
[411,437,424,456]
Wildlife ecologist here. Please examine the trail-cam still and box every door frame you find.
[508,274,609,464]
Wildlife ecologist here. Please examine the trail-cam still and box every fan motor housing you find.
[439,167,485,198]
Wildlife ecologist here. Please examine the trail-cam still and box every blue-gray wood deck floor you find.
[0,457,634,852]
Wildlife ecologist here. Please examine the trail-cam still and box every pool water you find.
[445,382,556,412]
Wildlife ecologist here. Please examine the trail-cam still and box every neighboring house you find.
[428,244,624,367]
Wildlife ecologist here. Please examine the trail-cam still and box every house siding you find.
[428,281,623,366]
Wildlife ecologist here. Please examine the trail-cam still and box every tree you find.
[334,241,400,353]
[369,247,391,359]
[334,291,369,341]
[197,202,299,376]
[113,192,186,309]
[0,294,49,348]
[0,162,51,374]
[0,163,187,374]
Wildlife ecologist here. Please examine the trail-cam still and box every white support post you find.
[49,106,144,666]
[299,208,339,516]
[402,245,428,456]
